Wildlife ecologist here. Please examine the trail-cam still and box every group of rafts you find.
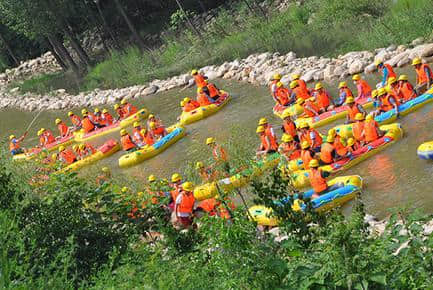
[11,74,231,175]
[10,60,433,226]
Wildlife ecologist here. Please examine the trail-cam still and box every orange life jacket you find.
[320,143,335,164]
[352,121,365,142]
[309,168,328,193]
[212,145,228,162]
[301,149,314,170]
[207,83,220,98]
[264,125,279,149]
[334,135,348,157]
[171,184,182,202]
[59,149,76,165]
[184,100,200,112]
[383,63,396,80]
[82,117,95,133]
[197,93,213,106]
[315,90,331,110]
[279,142,300,160]
[122,103,138,117]
[58,122,69,137]
[283,120,297,137]
[43,131,56,144]
[83,144,96,155]
[121,134,136,151]
[151,127,165,138]
[198,198,217,213]
[399,81,415,102]
[364,120,380,143]
[297,79,308,94]
[304,128,322,148]
[355,79,372,98]
[340,87,353,100]
[415,63,433,85]
[294,86,311,100]
[347,103,362,122]
[101,112,114,126]
[260,134,278,151]
[39,136,46,146]
[144,132,155,146]
[70,115,81,127]
[9,138,20,152]
[132,128,144,144]
[116,108,125,119]
[379,93,400,112]
[303,100,320,117]
[178,192,195,214]
[194,74,207,88]
[275,87,290,105]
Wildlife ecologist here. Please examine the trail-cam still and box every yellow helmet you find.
[291,73,300,80]
[276,81,284,88]
[55,118,62,125]
[140,128,147,135]
[120,98,127,105]
[68,111,74,117]
[72,145,79,151]
[388,77,397,85]
[299,122,309,129]
[171,173,182,183]
[183,97,191,102]
[398,75,408,81]
[366,114,374,121]
[81,109,88,115]
[182,181,194,191]
[256,126,265,133]
[296,98,305,105]
[328,128,336,136]
[206,137,215,145]
[114,104,120,110]
[327,134,335,143]
[40,128,45,132]
[148,175,157,182]
[102,167,110,173]
[282,134,293,143]
[102,109,108,113]
[347,138,355,146]
[282,110,292,119]
[309,159,319,168]
[273,73,282,80]
[197,87,203,94]
[191,69,198,75]
[258,118,268,125]
[58,146,65,152]
[412,57,422,66]
[289,80,298,89]
[180,100,186,107]
[9,135,15,140]
[374,59,383,66]
[377,88,387,96]
[133,122,140,128]
[345,97,355,104]
[37,130,43,136]
[315,82,323,90]
[195,161,204,169]
[79,144,86,150]
[355,113,364,121]
[149,122,156,129]
[308,97,316,102]
[148,114,155,119]
[301,141,310,149]
[352,74,361,81]
[338,81,347,88]
[94,108,100,113]
[51,153,57,160]
[121,187,129,193]
[120,129,127,136]
[371,89,378,98]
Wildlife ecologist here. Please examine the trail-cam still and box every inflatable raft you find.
[417,141,433,160]
[118,126,186,168]
[294,97,373,128]
[74,108,148,142]
[12,134,75,161]
[179,93,231,125]
[194,153,281,201]
[273,103,304,119]
[248,175,363,226]
[288,123,403,189]
[56,139,120,174]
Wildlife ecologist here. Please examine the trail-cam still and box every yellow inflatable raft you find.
[118,126,186,168]
[273,103,304,119]
[178,93,230,125]
[55,139,120,174]
[193,153,281,201]
[417,141,433,160]
[249,175,363,226]
[12,135,75,161]
[287,123,403,189]
[74,108,148,142]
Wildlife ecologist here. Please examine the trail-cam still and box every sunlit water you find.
[1,67,432,218]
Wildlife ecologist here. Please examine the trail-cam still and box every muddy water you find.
[1,67,433,218]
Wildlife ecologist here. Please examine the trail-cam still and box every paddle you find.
[22,110,43,140]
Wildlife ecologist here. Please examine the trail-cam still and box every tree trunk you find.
[64,25,91,67]
[113,0,146,51]
[49,35,79,75]
[197,0,207,14]
[174,0,203,40]
[46,37,68,71]
[95,0,120,49]
[0,30,19,66]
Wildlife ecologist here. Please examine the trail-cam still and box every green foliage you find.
[13,72,82,95]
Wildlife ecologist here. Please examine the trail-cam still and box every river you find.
[1,67,432,218]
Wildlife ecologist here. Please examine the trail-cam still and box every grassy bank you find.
[14,0,433,95]
[1,146,433,288]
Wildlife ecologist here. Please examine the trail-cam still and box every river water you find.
[1,67,432,218]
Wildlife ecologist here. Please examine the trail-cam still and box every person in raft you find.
[58,145,77,165]
[191,69,208,88]
[55,118,70,138]
[120,129,137,152]
[256,125,279,157]
[412,57,433,95]
[68,111,82,130]
[375,59,396,88]
[120,98,138,118]
[308,159,340,199]
[9,133,27,155]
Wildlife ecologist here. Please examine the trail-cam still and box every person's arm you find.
[336,92,346,106]
[390,97,399,115]
[305,104,319,116]
[309,131,317,147]
[425,67,432,87]
[175,193,182,219]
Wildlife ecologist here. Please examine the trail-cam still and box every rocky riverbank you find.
[1,37,433,112]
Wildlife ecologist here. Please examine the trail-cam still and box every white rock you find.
[408,43,433,59]
[323,65,336,81]
[141,85,158,96]
[9,87,20,93]
[364,63,377,73]
[302,69,318,83]
[411,37,424,46]
[348,59,365,74]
